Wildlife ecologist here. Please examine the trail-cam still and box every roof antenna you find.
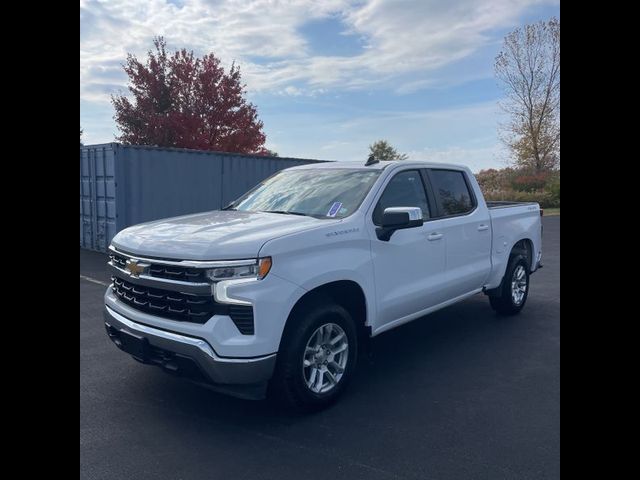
[365,154,379,166]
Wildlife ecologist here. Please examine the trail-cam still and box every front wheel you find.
[269,303,358,411]
[489,254,530,315]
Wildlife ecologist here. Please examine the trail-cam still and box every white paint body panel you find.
[106,160,542,358]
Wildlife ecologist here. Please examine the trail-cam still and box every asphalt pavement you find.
[80,216,560,480]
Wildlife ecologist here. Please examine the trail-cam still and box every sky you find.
[80,0,560,172]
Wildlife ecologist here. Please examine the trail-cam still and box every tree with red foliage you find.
[112,37,267,154]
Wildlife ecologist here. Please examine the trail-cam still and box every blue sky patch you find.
[299,16,364,57]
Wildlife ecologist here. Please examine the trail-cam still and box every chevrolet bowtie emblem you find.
[125,259,147,277]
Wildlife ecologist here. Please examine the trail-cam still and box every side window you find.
[373,170,430,225]
[429,169,475,216]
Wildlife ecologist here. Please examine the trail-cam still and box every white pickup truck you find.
[104,159,542,410]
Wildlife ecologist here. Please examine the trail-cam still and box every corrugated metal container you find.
[80,143,325,252]
[80,144,118,252]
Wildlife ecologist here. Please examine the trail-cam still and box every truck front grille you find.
[112,277,215,323]
[111,277,255,334]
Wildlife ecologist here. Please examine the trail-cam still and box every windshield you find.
[230,168,381,219]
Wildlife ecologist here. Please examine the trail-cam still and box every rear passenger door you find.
[424,168,492,298]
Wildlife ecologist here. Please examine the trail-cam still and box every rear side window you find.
[373,170,430,225]
[429,169,475,216]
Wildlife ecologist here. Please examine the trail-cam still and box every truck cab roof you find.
[289,160,472,172]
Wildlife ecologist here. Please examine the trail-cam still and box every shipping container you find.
[80,143,325,252]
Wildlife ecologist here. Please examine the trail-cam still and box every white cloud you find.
[80,0,558,101]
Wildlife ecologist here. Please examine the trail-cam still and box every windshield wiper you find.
[221,202,236,210]
[261,210,309,217]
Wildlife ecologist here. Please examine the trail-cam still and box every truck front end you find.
[104,248,307,399]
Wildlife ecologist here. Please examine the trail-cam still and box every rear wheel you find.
[269,302,358,411]
[489,254,530,315]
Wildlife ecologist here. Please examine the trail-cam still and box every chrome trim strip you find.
[107,262,212,294]
[384,206,422,221]
[105,306,275,364]
[106,305,216,359]
[109,245,257,268]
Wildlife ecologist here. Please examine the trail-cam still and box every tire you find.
[269,301,358,412]
[489,254,530,315]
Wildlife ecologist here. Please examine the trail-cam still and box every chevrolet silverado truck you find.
[104,159,542,410]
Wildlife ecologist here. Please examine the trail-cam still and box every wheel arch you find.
[511,237,534,271]
[486,237,534,297]
[279,280,369,351]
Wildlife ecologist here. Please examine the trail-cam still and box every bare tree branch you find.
[495,18,560,172]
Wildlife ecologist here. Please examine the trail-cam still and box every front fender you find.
[258,218,377,328]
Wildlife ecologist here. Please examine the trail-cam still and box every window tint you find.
[373,170,430,225]
[429,169,474,216]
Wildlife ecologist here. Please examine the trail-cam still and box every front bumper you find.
[104,306,277,398]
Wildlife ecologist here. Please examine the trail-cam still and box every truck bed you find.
[484,199,542,288]
[486,201,539,209]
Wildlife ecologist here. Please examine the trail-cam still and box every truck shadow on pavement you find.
[132,293,531,424]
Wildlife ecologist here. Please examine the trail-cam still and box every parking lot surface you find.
[80,216,560,480]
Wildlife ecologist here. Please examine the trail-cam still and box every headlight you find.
[206,257,272,281]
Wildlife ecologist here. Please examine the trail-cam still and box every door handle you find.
[477,224,489,232]
[427,232,443,241]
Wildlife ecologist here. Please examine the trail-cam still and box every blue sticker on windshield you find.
[327,202,343,217]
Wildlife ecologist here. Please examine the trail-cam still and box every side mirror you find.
[376,207,424,241]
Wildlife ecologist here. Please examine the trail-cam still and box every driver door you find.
[368,169,447,332]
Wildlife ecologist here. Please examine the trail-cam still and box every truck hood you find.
[111,210,332,260]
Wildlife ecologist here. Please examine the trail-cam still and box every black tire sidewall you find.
[503,254,530,311]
